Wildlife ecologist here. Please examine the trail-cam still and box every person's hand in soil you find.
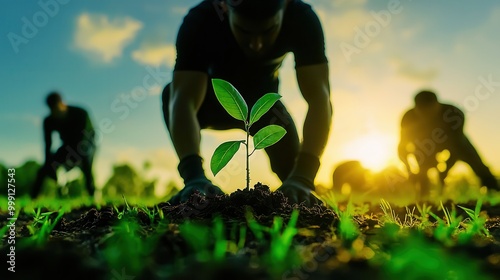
[277,176,323,206]
[277,153,323,206]
[168,178,224,205]
[168,154,225,205]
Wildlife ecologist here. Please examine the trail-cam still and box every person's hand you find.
[276,176,323,206]
[168,178,224,206]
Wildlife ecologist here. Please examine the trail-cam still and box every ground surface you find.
[2,183,500,280]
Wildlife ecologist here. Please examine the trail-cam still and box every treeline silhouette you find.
[0,160,179,199]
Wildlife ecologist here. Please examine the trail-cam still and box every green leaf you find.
[249,93,281,126]
[253,125,287,150]
[211,141,243,176]
[212,79,248,121]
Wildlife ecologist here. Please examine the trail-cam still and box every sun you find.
[342,132,396,172]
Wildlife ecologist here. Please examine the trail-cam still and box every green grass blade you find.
[474,198,483,218]
[253,125,287,150]
[245,210,265,241]
[457,205,475,220]
[249,93,281,126]
[210,140,242,176]
[213,217,227,261]
[238,226,247,249]
[212,78,248,121]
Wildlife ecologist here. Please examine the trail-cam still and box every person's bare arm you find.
[276,63,331,205]
[168,71,208,160]
[398,125,410,163]
[398,112,415,171]
[295,63,332,158]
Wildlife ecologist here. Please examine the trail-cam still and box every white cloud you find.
[314,0,366,9]
[74,13,143,62]
[131,43,176,68]
[333,0,367,8]
[317,8,373,42]
[390,57,439,83]
[400,24,423,40]
[170,6,189,16]
[1,113,42,127]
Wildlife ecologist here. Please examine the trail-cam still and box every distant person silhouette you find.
[31,92,96,198]
[332,160,370,195]
[161,0,332,206]
[398,90,498,199]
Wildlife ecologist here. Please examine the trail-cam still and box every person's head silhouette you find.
[414,90,441,118]
[225,0,287,58]
[414,90,437,106]
[46,91,67,119]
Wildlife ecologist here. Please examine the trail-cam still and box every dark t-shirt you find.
[400,103,465,153]
[174,0,327,102]
[43,106,95,149]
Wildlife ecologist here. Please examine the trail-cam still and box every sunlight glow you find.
[342,133,396,172]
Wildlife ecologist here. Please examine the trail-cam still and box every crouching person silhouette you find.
[398,90,498,200]
[162,0,332,206]
[31,92,96,199]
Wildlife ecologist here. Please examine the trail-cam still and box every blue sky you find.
[1,0,500,194]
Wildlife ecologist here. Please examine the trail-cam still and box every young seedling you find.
[27,210,65,247]
[115,194,138,220]
[30,207,54,228]
[457,198,490,243]
[210,78,287,190]
[429,201,463,245]
[415,202,433,230]
[323,192,360,244]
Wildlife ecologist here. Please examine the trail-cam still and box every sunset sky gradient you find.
[1,0,499,194]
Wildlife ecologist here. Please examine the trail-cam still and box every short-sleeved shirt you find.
[43,106,95,148]
[174,0,327,102]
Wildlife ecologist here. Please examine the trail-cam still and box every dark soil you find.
[2,183,500,280]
